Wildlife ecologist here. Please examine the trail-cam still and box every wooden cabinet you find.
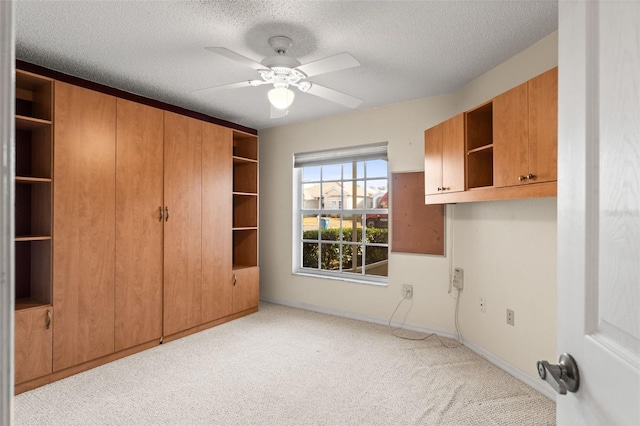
[14,68,259,392]
[114,99,164,351]
[494,67,557,187]
[15,306,53,384]
[53,82,116,371]
[424,67,557,204]
[202,122,234,323]
[424,114,464,195]
[232,267,260,313]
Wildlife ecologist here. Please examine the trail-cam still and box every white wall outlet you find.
[479,297,486,313]
[452,267,464,290]
[402,284,413,299]
[507,308,515,326]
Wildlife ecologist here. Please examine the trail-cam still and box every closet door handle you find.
[165,206,170,222]
[158,206,164,222]
[233,273,237,286]
[45,309,51,330]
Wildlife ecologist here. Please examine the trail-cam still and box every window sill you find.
[292,270,388,287]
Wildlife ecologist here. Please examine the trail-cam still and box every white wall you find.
[258,32,558,385]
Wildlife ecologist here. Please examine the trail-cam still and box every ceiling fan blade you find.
[205,47,267,72]
[295,53,360,77]
[304,83,362,109]
[191,80,267,95]
[270,104,287,119]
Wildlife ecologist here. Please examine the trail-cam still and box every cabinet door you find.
[202,123,234,323]
[163,112,202,336]
[424,124,443,195]
[114,99,164,351]
[15,307,52,384]
[528,67,558,184]
[493,82,529,187]
[232,267,259,313]
[441,114,465,192]
[53,82,116,371]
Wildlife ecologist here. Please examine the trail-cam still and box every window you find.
[294,142,389,283]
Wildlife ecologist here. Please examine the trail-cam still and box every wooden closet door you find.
[201,123,233,323]
[53,82,116,371]
[115,99,164,351]
[163,112,202,336]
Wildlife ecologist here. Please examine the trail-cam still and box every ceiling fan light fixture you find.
[268,87,295,110]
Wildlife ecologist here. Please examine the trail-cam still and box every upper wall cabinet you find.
[424,114,465,195]
[424,67,557,204]
[494,67,558,187]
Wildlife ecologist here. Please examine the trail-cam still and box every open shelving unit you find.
[15,70,54,311]
[232,131,258,270]
[465,102,494,189]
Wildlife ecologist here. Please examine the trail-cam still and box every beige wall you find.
[258,32,558,385]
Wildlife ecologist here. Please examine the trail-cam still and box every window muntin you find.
[295,146,389,283]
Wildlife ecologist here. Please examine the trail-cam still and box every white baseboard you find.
[260,296,557,402]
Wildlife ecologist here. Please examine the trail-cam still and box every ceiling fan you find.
[195,36,363,119]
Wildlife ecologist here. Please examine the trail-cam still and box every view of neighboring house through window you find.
[294,142,389,283]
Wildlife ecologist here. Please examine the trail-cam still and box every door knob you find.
[537,353,580,394]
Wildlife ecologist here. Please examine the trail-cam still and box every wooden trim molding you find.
[16,60,257,136]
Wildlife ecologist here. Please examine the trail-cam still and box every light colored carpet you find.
[14,302,555,425]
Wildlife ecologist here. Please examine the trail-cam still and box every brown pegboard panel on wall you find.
[391,172,445,255]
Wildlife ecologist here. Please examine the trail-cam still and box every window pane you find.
[342,215,363,243]
[302,166,320,182]
[342,162,353,180]
[355,161,365,179]
[302,214,319,235]
[319,215,339,241]
[320,182,343,210]
[342,244,362,274]
[367,179,388,206]
[302,184,320,209]
[365,246,388,277]
[366,159,388,179]
[322,163,341,181]
[343,181,365,210]
[302,242,319,268]
[320,243,341,271]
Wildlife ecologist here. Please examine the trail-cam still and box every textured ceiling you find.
[15,1,558,131]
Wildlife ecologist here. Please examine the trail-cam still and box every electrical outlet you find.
[479,297,486,313]
[452,267,464,290]
[402,284,413,299]
[507,309,515,326]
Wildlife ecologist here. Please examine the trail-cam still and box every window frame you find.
[293,144,389,285]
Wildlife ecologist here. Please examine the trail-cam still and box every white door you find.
[556,0,640,424]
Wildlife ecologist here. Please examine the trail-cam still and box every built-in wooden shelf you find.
[15,235,52,242]
[15,299,51,311]
[467,144,493,155]
[16,115,52,130]
[16,176,52,184]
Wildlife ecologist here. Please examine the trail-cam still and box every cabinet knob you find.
[518,175,527,181]
[527,174,536,180]
[158,206,163,222]
[233,273,237,286]
[164,206,170,222]
[437,187,442,192]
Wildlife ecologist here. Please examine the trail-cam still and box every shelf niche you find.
[465,102,494,189]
